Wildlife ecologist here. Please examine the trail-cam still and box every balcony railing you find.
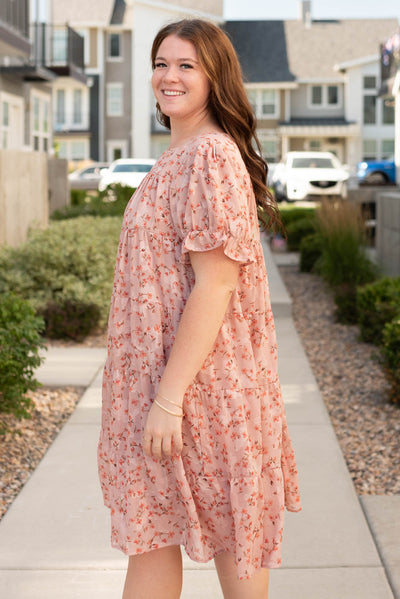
[31,23,84,73]
[381,29,400,84]
[0,0,29,39]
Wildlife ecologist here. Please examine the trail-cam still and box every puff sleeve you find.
[170,137,259,265]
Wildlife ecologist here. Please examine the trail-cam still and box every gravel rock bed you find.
[279,264,400,495]
[0,387,83,520]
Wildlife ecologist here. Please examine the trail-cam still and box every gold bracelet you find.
[154,399,183,418]
[157,392,182,410]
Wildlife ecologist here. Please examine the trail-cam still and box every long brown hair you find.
[151,19,281,230]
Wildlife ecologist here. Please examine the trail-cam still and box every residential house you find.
[51,0,223,163]
[0,0,55,153]
[225,1,397,166]
[0,0,86,157]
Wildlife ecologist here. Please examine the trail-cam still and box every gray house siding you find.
[290,84,344,119]
[104,29,132,156]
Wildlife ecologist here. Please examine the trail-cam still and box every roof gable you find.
[224,21,295,83]
[225,18,399,83]
[284,18,399,79]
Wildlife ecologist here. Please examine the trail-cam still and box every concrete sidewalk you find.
[0,242,398,598]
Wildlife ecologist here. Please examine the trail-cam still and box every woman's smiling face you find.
[152,35,211,125]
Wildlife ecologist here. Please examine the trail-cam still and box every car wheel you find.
[364,171,388,185]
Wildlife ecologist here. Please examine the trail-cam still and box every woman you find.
[98,19,301,599]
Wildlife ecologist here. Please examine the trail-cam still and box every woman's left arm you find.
[143,245,240,459]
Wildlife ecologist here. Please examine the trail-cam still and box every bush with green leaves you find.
[357,277,400,345]
[0,216,121,337]
[278,206,316,251]
[52,184,135,220]
[299,233,323,273]
[382,318,400,403]
[316,200,378,323]
[0,293,45,422]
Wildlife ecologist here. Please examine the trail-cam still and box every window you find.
[312,86,322,105]
[327,86,338,105]
[246,89,277,118]
[259,138,278,162]
[363,75,377,125]
[363,95,376,124]
[310,85,340,107]
[362,139,377,161]
[382,98,395,125]
[56,139,89,161]
[32,94,51,152]
[363,76,376,90]
[382,139,394,159]
[56,89,65,126]
[261,90,276,116]
[107,83,123,116]
[309,139,321,151]
[71,140,86,160]
[108,33,121,58]
[53,29,67,63]
[73,89,83,124]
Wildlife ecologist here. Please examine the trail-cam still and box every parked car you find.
[356,157,396,185]
[98,159,156,192]
[272,151,349,201]
[68,163,109,190]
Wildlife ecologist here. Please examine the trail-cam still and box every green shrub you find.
[382,318,400,403]
[53,184,135,220]
[0,216,121,336]
[316,200,378,323]
[279,206,316,228]
[357,277,400,344]
[285,216,317,251]
[70,189,88,207]
[40,299,101,341]
[299,233,323,272]
[0,293,45,422]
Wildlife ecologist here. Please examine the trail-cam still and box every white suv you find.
[272,151,349,201]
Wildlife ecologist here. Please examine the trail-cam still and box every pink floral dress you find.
[98,132,301,580]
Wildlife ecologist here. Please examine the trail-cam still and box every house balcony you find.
[30,23,86,84]
[0,0,30,56]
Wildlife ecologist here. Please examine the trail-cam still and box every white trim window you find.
[259,136,279,162]
[247,89,278,118]
[73,89,83,125]
[56,89,66,128]
[381,139,395,159]
[32,92,50,152]
[57,138,89,161]
[108,32,122,60]
[107,83,123,116]
[309,84,341,108]
[362,139,377,161]
[0,92,24,150]
[363,76,377,125]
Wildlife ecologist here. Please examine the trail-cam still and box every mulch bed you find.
[279,264,400,495]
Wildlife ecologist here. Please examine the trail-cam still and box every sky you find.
[223,0,400,23]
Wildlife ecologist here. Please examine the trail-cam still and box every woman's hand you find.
[143,399,183,459]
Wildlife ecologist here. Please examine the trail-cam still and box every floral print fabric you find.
[98,132,301,580]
